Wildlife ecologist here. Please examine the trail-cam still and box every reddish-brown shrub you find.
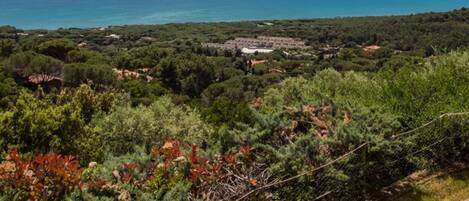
[0,148,83,201]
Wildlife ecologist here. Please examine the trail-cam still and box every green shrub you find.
[93,96,213,155]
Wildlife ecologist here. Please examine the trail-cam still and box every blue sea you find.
[1,0,468,29]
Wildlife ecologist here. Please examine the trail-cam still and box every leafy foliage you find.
[37,39,77,61]
[377,51,469,127]
[0,85,116,163]
[0,39,15,58]
[159,54,218,97]
[113,45,173,69]
[63,63,116,89]
[93,96,213,155]
[118,78,168,106]
[0,10,469,200]
[4,51,63,82]
[0,90,90,154]
[77,139,257,200]
[67,49,108,64]
[0,70,18,109]
[0,148,83,201]
[200,97,256,128]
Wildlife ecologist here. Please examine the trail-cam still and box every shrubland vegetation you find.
[0,9,468,200]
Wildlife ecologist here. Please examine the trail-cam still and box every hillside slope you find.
[397,169,469,201]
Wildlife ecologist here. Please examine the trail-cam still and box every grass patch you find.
[396,169,469,201]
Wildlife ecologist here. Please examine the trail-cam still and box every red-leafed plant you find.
[146,138,227,192]
[187,144,210,182]
[0,148,83,201]
[78,138,264,200]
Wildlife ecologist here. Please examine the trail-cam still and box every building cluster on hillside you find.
[363,45,381,53]
[318,45,341,59]
[113,68,153,82]
[203,36,308,53]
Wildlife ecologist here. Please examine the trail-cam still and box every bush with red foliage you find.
[82,138,265,200]
[0,148,83,201]
[148,139,268,200]
[0,140,266,200]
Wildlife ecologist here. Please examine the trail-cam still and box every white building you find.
[106,34,121,39]
[241,48,274,54]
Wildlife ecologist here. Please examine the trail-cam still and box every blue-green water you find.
[1,0,468,29]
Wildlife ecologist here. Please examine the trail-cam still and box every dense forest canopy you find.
[0,9,468,200]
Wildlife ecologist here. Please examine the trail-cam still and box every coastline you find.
[3,7,467,31]
[0,0,467,30]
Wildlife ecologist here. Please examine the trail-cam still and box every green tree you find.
[159,54,216,97]
[378,51,469,127]
[201,74,283,104]
[37,39,77,61]
[113,45,173,69]
[0,70,18,109]
[119,78,168,106]
[57,84,116,123]
[4,51,63,82]
[201,97,255,128]
[339,48,356,60]
[0,89,101,162]
[0,39,15,58]
[63,63,116,90]
[67,49,108,64]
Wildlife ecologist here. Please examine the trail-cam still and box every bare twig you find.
[315,191,332,200]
